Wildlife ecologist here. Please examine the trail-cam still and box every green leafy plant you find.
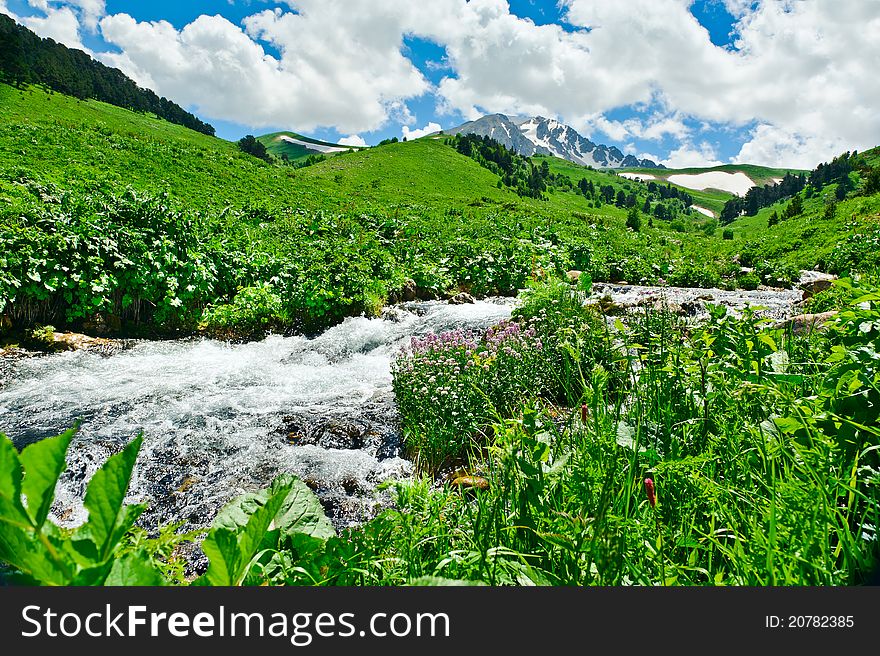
[0,430,165,585]
[194,475,335,586]
[199,282,290,338]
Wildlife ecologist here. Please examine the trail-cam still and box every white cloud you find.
[9,0,880,167]
[25,0,105,30]
[21,5,86,50]
[591,116,631,142]
[733,124,845,170]
[559,0,880,166]
[338,134,367,147]
[639,115,691,142]
[662,141,723,169]
[402,121,442,140]
[590,111,691,143]
[420,0,880,166]
[67,0,105,31]
[96,4,431,133]
[4,1,105,50]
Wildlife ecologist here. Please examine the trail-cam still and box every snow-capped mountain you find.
[446,114,663,169]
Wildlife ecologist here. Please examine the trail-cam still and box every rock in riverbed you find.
[773,311,838,335]
[797,270,837,299]
[448,292,476,305]
[451,475,490,491]
[49,331,129,354]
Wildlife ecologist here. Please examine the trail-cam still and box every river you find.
[0,299,515,539]
[0,281,809,544]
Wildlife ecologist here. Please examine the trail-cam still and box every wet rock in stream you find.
[590,282,805,321]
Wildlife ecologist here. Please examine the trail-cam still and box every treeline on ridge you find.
[719,151,877,224]
[449,133,556,199]
[0,13,215,137]
[448,133,701,227]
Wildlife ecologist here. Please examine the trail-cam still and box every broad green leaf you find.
[773,416,804,435]
[105,551,166,586]
[70,563,117,586]
[20,429,75,529]
[77,436,143,560]
[274,478,336,543]
[766,373,805,385]
[615,422,636,449]
[0,520,73,585]
[0,435,30,528]
[198,475,295,586]
[758,333,777,351]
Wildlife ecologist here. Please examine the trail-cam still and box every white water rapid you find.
[0,300,515,543]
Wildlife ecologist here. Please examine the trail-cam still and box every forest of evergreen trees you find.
[717,150,880,224]
[719,172,808,224]
[449,133,556,199]
[0,13,215,137]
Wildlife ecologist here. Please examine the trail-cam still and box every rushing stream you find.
[0,299,515,540]
[0,280,809,555]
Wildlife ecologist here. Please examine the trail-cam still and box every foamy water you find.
[0,299,515,533]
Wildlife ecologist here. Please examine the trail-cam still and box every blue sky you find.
[3,1,877,168]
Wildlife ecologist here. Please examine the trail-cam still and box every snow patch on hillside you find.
[278,135,349,154]
[619,172,656,181]
[691,205,715,218]
[667,172,755,196]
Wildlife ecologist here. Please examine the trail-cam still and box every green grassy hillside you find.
[726,177,880,279]
[0,84,301,211]
[619,163,808,215]
[0,84,618,219]
[257,131,361,162]
[0,81,877,338]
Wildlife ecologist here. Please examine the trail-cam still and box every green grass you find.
[859,145,880,168]
[727,182,880,276]
[0,83,302,211]
[619,164,809,214]
[0,83,629,222]
[355,279,879,586]
[0,81,877,338]
[257,131,361,162]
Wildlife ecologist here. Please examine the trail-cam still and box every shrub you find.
[514,280,615,402]
[736,271,761,291]
[28,323,56,348]
[667,260,721,288]
[199,283,289,338]
[626,206,641,232]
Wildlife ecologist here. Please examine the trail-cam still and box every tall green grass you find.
[351,279,878,586]
[1,280,877,586]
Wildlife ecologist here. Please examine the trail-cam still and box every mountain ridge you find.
[445,113,663,169]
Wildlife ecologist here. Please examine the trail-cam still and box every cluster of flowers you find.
[409,328,478,356]
[483,320,542,358]
[393,318,551,415]
[396,320,544,374]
